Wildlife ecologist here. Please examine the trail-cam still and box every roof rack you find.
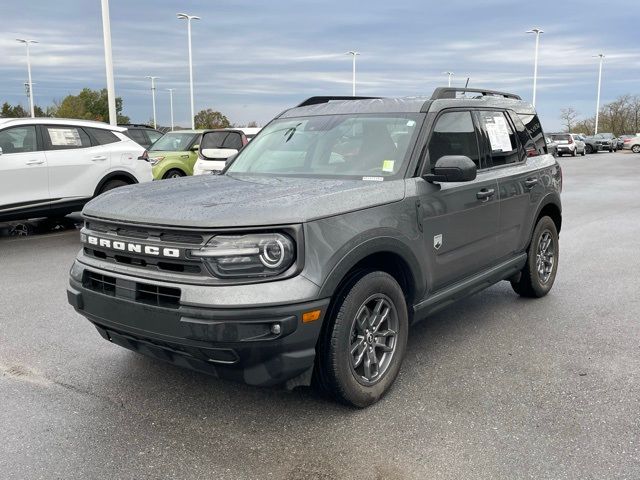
[431,87,521,101]
[117,123,155,128]
[296,96,382,108]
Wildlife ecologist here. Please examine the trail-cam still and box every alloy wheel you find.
[348,294,399,385]
[536,230,555,284]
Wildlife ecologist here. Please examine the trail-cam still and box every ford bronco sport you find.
[67,88,562,407]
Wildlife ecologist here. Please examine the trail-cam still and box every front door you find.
[417,109,501,292]
[0,125,49,215]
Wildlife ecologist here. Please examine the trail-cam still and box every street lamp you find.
[443,71,454,87]
[526,27,543,107]
[594,53,605,135]
[146,76,158,129]
[167,88,175,131]
[100,0,117,125]
[16,39,37,118]
[346,51,360,96]
[177,12,200,130]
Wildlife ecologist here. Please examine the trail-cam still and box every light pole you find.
[167,88,175,131]
[100,0,117,125]
[16,39,37,118]
[177,13,200,130]
[594,53,605,135]
[443,71,454,87]
[146,76,158,129]
[526,27,543,107]
[346,51,360,96]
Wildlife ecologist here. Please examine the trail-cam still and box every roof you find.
[0,117,127,132]
[162,129,203,134]
[279,88,536,118]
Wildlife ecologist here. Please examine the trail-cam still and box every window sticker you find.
[382,160,395,172]
[485,115,512,152]
[362,176,384,181]
[49,128,82,146]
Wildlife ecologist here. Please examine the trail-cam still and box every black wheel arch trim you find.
[531,192,562,237]
[94,171,138,196]
[317,235,425,303]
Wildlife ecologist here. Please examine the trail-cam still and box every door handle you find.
[476,188,495,200]
[25,159,44,165]
[91,155,108,161]
[524,177,538,188]
[180,154,190,159]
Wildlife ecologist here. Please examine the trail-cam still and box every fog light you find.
[271,323,281,335]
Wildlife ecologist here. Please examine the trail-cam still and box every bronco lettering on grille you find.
[83,235,180,258]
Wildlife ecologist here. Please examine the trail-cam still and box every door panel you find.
[418,109,501,291]
[0,125,49,211]
[43,125,111,200]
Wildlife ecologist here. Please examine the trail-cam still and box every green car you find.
[146,130,203,179]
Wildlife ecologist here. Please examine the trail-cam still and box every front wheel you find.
[163,169,185,179]
[571,148,577,157]
[632,145,640,153]
[581,148,586,156]
[585,144,593,154]
[315,271,408,407]
[511,216,559,298]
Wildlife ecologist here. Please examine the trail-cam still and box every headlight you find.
[190,233,295,278]
[149,156,165,165]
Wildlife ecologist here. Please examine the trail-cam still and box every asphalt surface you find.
[1,151,639,480]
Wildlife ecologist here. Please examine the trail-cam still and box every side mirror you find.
[424,155,477,183]
[191,144,200,151]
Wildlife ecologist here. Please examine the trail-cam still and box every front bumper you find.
[68,262,330,387]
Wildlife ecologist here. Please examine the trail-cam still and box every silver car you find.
[550,133,585,156]
[622,135,640,153]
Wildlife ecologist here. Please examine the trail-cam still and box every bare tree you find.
[559,107,579,133]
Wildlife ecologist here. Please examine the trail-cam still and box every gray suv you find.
[67,88,562,407]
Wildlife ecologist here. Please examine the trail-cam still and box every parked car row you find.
[545,131,637,156]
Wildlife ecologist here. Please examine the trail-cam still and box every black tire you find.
[98,179,128,195]
[632,145,640,153]
[581,148,586,156]
[571,148,576,157]
[511,216,559,298]
[315,271,409,408]
[163,169,185,179]
[585,144,593,154]
[608,147,613,152]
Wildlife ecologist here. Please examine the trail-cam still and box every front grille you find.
[83,220,208,276]
[83,271,181,309]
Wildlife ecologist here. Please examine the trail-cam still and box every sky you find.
[1,0,638,131]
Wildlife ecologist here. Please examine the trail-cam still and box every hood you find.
[83,174,406,228]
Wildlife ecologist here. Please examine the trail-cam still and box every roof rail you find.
[431,87,521,101]
[296,96,382,108]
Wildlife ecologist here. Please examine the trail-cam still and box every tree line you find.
[560,94,640,135]
[1,87,257,130]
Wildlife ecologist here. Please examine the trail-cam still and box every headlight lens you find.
[149,156,165,165]
[190,233,295,278]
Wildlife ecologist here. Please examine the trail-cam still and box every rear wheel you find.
[315,271,408,408]
[163,169,185,179]
[585,144,593,154]
[632,145,640,153]
[98,179,128,195]
[511,216,559,298]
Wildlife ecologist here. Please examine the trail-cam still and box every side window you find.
[222,133,243,150]
[477,111,519,167]
[127,129,149,147]
[427,110,481,169]
[0,126,37,154]
[86,128,120,145]
[44,126,91,150]
[518,113,546,154]
[508,111,537,159]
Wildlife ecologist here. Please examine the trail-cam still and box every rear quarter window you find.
[517,113,547,154]
[86,128,120,145]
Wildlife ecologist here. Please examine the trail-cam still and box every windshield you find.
[226,114,423,180]
[149,132,198,151]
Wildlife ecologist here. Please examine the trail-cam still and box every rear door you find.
[43,124,110,201]
[0,124,49,213]
[417,109,501,291]
[476,109,543,258]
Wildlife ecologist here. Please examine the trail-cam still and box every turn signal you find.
[302,310,321,323]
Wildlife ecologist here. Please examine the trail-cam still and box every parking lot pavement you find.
[1,152,639,480]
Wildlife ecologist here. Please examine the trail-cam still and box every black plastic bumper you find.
[68,277,330,387]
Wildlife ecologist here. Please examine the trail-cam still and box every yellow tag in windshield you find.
[382,160,395,172]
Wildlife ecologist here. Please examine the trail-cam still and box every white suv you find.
[0,118,152,222]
